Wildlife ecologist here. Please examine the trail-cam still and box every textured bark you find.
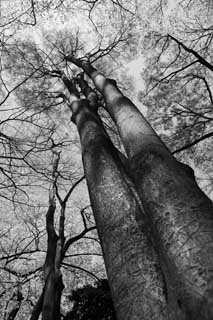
[71,99,173,320]
[131,148,213,320]
[77,63,213,319]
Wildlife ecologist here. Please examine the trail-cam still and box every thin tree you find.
[29,150,95,320]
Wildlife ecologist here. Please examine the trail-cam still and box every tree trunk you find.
[7,307,20,320]
[78,63,213,320]
[6,289,23,320]
[70,98,175,319]
[42,195,64,320]
[42,270,63,320]
[30,151,64,320]
[30,291,44,320]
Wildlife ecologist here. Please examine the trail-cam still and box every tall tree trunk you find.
[70,98,175,320]
[72,60,213,319]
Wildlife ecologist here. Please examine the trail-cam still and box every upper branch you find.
[168,34,213,72]
[172,132,213,153]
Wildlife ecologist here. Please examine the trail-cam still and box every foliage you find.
[65,279,116,320]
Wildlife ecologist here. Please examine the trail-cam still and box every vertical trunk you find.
[71,99,174,320]
[42,271,56,320]
[7,300,22,320]
[42,193,64,320]
[30,291,44,320]
[31,152,64,320]
[7,307,20,320]
[80,64,213,319]
[6,289,23,320]
[42,270,63,320]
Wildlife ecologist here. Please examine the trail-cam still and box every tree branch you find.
[61,262,101,282]
[168,34,213,72]
[173,132,213,153]
[63,176,85,204]
[63,226,96,257]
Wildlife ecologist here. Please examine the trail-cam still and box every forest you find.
[0,0,213,319]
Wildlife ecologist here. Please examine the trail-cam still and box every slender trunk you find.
[7,303,22,320]
[30,291,44,320]
[30,152,64,320]
[42,187,64,320]
[7,308,20,320]
[70,99,174,319]
[6,290,23,320]
[42,270,63,320]
[78,62,213,319]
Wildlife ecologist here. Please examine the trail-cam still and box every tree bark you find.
[75,61,213,320]
[70,98,175,320]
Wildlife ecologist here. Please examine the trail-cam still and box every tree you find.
[66,56,213,319]
[65,74,171,319]
[32,151,96,320]
[1,1,213,319]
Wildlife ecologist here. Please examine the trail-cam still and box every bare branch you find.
[63,176,85,204]
[62,262,101,282]
[63,226,96,256]
[173,132,213,153]
[168,34,213,72]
